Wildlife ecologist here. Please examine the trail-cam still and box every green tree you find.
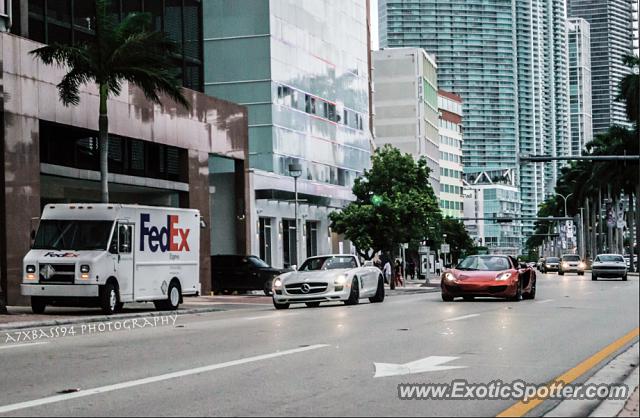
[30,0,189,203]
[618,54,639,124]
[441,217,475,263]
[329,145,442,261]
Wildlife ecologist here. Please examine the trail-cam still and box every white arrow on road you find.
[374,356,466,378]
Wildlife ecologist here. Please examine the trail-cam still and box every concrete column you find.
[184,149,212,295]
[0,113,41,306]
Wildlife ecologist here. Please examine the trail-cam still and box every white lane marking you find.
[444,314,480,322]
[244,313,299,321]
[374,356,466,378]
[0,342,50,351]
[535,299,554,304]
[0,344,330,414]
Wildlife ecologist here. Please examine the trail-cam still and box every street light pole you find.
[556,193,573,252]
[288,163,302,267]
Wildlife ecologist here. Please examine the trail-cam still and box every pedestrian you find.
[394,259,404,287]
[435,259,442,275]
[383,260,392,285]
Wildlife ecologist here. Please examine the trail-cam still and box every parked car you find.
[441,255,536,302]
[272,254,384,309]
[592,254,628,281]
[211,255,285,295]
[542,257,560,273]
[559,254,585,276]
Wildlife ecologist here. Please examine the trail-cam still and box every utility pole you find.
[288,163,302,267]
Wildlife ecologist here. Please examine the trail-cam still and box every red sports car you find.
[441,255,536,302]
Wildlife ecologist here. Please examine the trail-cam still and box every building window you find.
[306,221,318,258]
[259,218,272,266]
[282,219,297,268]
[19,0,203,92]
[39,121,187,183]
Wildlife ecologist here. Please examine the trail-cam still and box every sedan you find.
[542,257,561,273]
[441,255,536,302]
[272,255,385,309]
[592,254,628,281]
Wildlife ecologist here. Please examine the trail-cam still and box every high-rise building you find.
[463,169,522,255]
[438,90,464,219]
[372,48,440,194]
[204,0,372,268]
[568,18,593,156]
[568,0,635,134]
[378,0,571,243]
[633,0,639,57]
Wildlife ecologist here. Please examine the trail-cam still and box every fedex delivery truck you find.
[22,204,201,315]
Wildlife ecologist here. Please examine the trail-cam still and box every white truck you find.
[22,204,201,315]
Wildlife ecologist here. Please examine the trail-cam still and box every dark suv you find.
[211,255,284,295]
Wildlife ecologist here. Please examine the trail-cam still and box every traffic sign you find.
[441,244,450,254]
[419,246,429,254]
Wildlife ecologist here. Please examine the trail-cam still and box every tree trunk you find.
[99,85,109,203]
[386,251,395,290]
[584,198,590,260]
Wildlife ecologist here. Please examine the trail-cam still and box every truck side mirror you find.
[200,216,207,229]
[30,230,36,242]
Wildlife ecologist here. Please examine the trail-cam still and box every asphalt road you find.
[0,272,638,417]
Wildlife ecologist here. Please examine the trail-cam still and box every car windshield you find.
[248,256,270,268]
[562,255,580,261]
[299,256,357,271]
[547,257,560,263]
[596,255,625,263]
[456,256,511,271]
[33,220,114,251]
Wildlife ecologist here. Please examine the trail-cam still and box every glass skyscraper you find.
[568,18,593,156]
[204,0,372,267]
[568,0,635,134]
[378,0,572,241]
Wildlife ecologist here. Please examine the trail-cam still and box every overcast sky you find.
[370,0,379,50]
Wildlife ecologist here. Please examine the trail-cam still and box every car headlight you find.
[80,265,91,273]
[578,262,586,269]
[444,272,456,282]
[562,262,569,268]
[273,278,283,289]
[334,275,347,286]
[495,272,513,281]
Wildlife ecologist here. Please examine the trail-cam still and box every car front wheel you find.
[369,276,385,303]
[442,293,454,302]
[273,299,290,310]
[344,278,360,306]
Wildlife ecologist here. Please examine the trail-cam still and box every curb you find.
[386,287,439,296]
[544,341,640,417]
[0,306,225,332]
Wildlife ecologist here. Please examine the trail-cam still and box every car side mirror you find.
[30,229,36,242]
[519,263,527,269]
[445,263,452,269]
[364,261,374,267]
[290,265,297,271]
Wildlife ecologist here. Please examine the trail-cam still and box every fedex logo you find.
[140,214,190,253]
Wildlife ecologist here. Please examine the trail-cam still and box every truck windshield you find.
[33,220,114,251]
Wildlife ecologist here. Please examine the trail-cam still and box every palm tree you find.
[30,0,189,203]
[618,55,639,125]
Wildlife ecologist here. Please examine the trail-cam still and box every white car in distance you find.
[272,255,385,309]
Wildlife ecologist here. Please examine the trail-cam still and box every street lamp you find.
[289,163,302,266]
[555,193,573,254]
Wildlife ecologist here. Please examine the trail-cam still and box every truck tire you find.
[100,282,119,315]
[155,281,181,311]
[31,297,46,314]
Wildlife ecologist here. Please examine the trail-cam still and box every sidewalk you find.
[0,294,271,331]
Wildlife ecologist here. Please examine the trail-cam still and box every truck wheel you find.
[31,297,46,314]
[100,282,119,315]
